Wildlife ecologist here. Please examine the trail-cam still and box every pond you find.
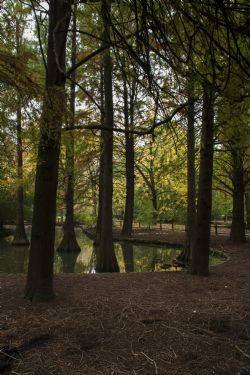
[0,227,223,274]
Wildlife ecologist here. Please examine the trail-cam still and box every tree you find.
[191,83,215,276]
[0,0,34,245]
[94,64,105,248]
[215,74,249,243]
[57,4,81,253]
[25,0,72,302]
[95,0,119,272]
[178,72,196,263]
[12,98,29,246]
[229,137,246,243]
[121,62,136,236]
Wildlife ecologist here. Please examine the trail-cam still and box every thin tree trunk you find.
[12,101,29,246]
[94,65,105,248]
[230,150,246,242]
[191,84,214,276]
[149,144,158,223]
[179,75,196,262]
[122,69,134,237]
[25,0,71,301]
[12,17,29,246]
[186,76,196,259]
[57,5,80,253]
[95,0,119,272]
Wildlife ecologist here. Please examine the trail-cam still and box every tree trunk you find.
[25,0,71,302]
[191,84,214,276]
[246,192,250,230]
[149,144,158,223]
[122,70,134,237]
[186,76,196,259]
[57,5,80,253]
[179,75,196,263]
[94,65,105,248]
[12,102,29,246]
[12,17,29,246]
[95,0,119,272]
[151,187,158,223]
[230,150,246,242]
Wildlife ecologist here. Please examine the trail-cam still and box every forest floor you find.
[0,230,250,375]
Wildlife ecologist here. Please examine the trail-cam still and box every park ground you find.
[0,230,249,375]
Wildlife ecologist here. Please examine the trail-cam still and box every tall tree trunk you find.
[149,144,158,223]
[95,0,119,272]
[94,65,105,248]
[186,76,196,258]
[191,84,214,276]
[12,17,29,246]
[12,101,29,246]
[151,186,158,222]
[246,192,250,230]
[178,74,196,263]
[122,70,135,237]
[57,5,80,253]
[230,150,246,242]
[25,0,71,301]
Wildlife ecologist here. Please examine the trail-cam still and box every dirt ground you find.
[0,230,249,375]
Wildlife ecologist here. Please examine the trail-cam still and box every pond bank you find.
[83,227,229,260]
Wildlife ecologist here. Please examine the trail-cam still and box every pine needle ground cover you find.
[0,232,249,375]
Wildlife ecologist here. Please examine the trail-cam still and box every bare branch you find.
[64,100,192,136]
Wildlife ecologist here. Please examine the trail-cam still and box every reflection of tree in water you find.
[148,248,158,272]
[0,240,28,273]
[57,251,79,273]
[57,245,96,274]
[88,245,96,273]
[121,243,134,272]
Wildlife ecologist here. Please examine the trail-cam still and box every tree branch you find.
[64,100,192,136]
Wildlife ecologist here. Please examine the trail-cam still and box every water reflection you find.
[57,251,79,273]
[0,228,222,274]
[0,239,28,273]
[121,243,134,272]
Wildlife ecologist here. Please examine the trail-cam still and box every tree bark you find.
[12,101,29,246]
[57,5,80,253]
[230,149,246,242]
[95,0,119,272]
[191,84,214,276]
[122,69,135,237]
[25,0,71,301]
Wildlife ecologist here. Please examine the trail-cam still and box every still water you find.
[0,228,221,274]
